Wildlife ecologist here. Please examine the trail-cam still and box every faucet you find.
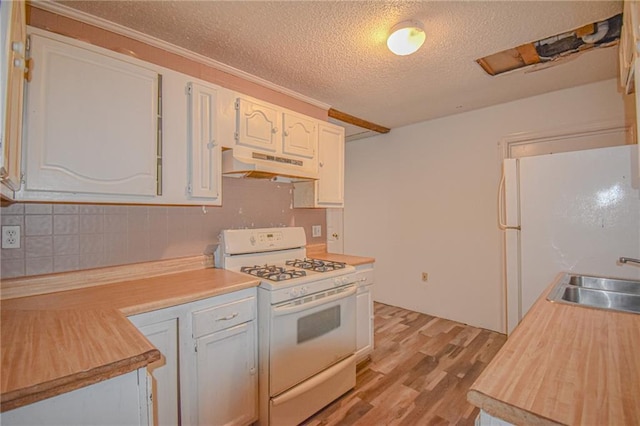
[619,257,640,265]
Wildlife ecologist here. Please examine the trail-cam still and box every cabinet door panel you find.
[235,97,278,151]
[317,123,344,205]
[196,321,257,426]
[356,285,374,362]
[25,34,158,195]
[188,82,221,201]
[0,0,26,194]
[282,112,317,159]
[137,319,179,426]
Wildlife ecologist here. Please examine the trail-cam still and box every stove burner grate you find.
[241,264,307,281]
[285,258,347,272]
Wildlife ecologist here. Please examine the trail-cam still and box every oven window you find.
[297,305,341,344]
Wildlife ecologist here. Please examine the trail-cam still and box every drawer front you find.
[354,268,374,287]
[192,297,255,338]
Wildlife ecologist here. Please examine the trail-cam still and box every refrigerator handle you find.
[498,164,521,231]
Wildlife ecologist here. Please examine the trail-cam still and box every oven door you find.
[269,284,356,396]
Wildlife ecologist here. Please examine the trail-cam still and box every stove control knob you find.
[289,288,299,298]
[333,278,341,287]
[300,286,308,296]
[249,236,256,245]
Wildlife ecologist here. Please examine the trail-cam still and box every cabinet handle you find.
[215,312,239,321]
[283,130,289,137]
[319,162,325,167]
[272,127,278,134]
[207,140,217,149]
[13,58,24,69]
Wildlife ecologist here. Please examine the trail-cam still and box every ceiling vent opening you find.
[476,13,621,76]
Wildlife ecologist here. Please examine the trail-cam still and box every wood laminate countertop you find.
[468,273,640,425]
[1,267,260,412]
[306,250,375,266]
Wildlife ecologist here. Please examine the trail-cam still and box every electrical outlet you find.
[421,272,429,282]
[312,225,322,238]
[2,225,21,249]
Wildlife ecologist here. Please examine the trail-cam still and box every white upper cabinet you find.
[228,94,320,179]
[187,81,221,203]
[282,111,317,159]
[235,97,279,152]
[0,0,26,198]
[23,30,160,197]
[293,121,345,208]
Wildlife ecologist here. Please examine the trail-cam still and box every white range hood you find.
[221,149,318,180]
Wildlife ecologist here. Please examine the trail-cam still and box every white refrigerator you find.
[501,144,640,334]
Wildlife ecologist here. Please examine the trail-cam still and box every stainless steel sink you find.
[568,275,640,295]
[548,273,640,314]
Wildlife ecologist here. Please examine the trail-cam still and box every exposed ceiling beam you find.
[328,108,391,134]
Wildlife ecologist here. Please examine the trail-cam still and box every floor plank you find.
[303,302,507,426]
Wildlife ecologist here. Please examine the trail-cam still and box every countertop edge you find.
[467,390,563,426]
[1,349,160,413]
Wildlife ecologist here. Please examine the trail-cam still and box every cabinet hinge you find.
[25,35,30,53]
[234,100,240,110]
[187,84,192,95]
[194,343,198,353]
[187,184,192,195]
[234,132,239,142]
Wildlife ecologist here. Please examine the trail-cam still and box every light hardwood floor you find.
[304,302,507,426]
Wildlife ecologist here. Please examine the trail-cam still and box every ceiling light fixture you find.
[387,20,426,56]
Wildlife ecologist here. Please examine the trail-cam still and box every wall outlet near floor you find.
[2,225,21,249]
[312,225,322,238]
[421,272,429,282]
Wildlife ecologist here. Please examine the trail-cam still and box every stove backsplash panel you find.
[0,178,326,279]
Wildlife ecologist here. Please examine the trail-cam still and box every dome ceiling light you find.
[386,20,426,56]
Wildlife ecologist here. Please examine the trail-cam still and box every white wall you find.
[343,79,633,333]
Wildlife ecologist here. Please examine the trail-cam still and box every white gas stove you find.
[215,227,356,303]
[215,227,358,425]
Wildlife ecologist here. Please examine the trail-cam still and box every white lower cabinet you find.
[128,311,180,426]
[194,321,257,425]
[129,287,258,426]
[354,263,375,363]
[1,369,151,426]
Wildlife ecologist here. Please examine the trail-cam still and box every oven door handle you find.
[272,285,356,316]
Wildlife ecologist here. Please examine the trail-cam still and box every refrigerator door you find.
[502,159,521,335]
[518,145,640,317]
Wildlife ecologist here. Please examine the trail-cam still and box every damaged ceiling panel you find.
[477,14,622,76]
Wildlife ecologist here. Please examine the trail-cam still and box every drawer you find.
[192,296,255,338]
[354,268,374,287]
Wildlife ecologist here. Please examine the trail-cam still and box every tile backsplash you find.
[0,178,326,279]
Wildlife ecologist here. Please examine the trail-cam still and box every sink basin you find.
[548,273,640,314]
[559,286,640,314]
[568,275,640,295]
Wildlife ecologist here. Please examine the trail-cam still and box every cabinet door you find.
[136,319,179,426]
[235,97,278,152]
[317,123,345,205]
[282,111,317,159]
[0,0,26,194]
[1,370,148,426]
[187,82,221,202]
[356,285,374,362]
[195,321,257,426]
[24,33,159,196]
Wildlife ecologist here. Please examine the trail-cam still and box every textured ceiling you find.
[54,0,622,136]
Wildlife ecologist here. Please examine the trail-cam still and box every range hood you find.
[221,149,318,181]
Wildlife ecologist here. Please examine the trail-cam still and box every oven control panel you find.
[253,231,283,245]
[221,227,306,255]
